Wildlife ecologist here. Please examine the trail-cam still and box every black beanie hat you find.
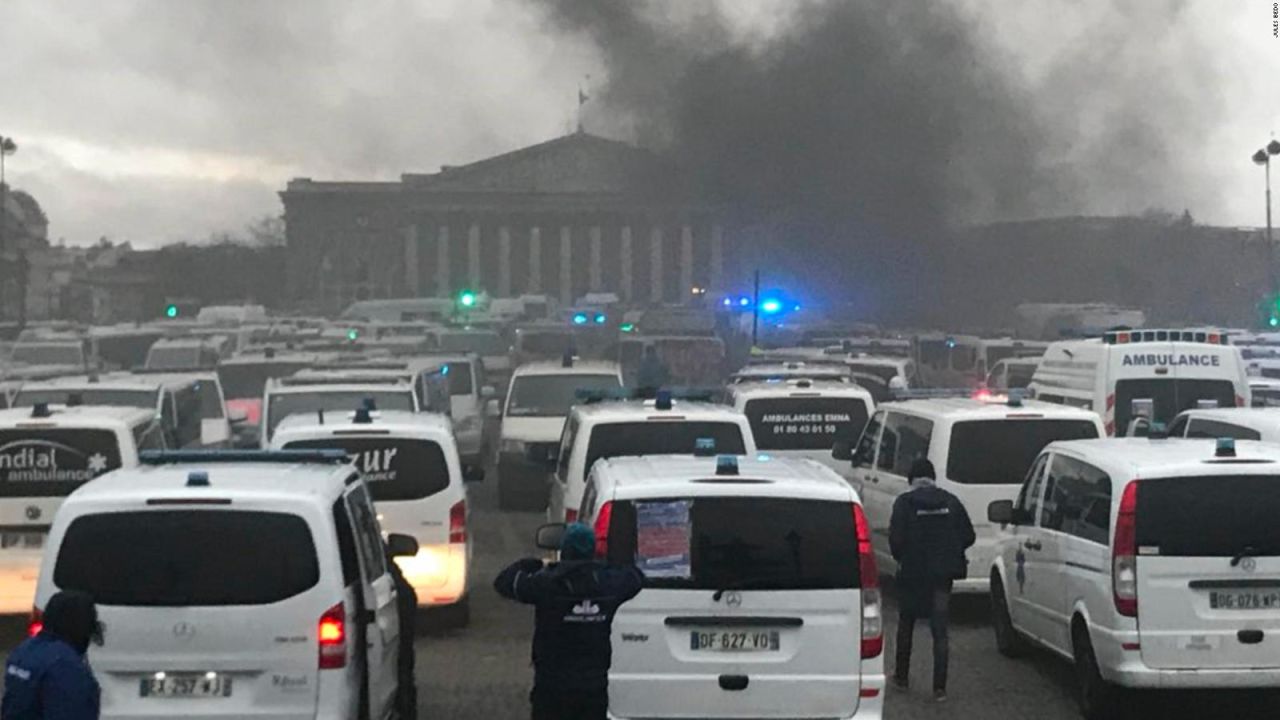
[908,458,936,481]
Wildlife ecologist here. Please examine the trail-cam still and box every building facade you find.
[280,132,739,314]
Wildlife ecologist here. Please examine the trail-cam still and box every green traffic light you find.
[1270,317,1278,328]
[459,291,477,308]
[164,304,179,318]
[347,329,359,341]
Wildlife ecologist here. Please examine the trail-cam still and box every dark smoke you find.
[530,0,1220,320]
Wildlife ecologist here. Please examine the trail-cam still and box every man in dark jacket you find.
[2,590,102,720]
[495,523,644,720]
[888,459,975,702]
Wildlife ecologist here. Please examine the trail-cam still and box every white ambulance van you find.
[1029,329,1250,436]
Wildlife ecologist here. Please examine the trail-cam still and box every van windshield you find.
[54,510,319,606]
[13,389,156,410]
[11,344,83,366]
[584,422,747,476]
[439,332,506,355]
[947,419,1099,485]
[1137,475,1280,557]
[519,332,573,356]
[506,374,621,417]
[744,397,869,450]
[217,361,312,400]
[0,429,123,497]
[146,346,202,370]
[1114,379,1237,436]
[267,390,415,437]
[846,362,897,382]
[606,497,859,590]
[286,437,450,501]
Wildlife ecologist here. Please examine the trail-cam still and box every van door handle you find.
[1024,540,1042,552]
[864,475,878,484]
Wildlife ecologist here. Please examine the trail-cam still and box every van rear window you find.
[946,419,1098,485]
[286,437,450,501]
[1136,476,1280,557]
[744,397,869,451]
[0,429,122,497]
[54,510,319,606]
[585,422,747,474]
[607,497,859,590]
[1114,379,1237,436]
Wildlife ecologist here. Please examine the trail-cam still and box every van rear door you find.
[607,496,864,719]
[1135,474,1280,670]
[51,507,328,718]
[0,428,122,613]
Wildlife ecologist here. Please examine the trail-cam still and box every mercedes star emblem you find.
[24,506,41,521]
[1241,556,1258,573]
[724,591,743,608]
[172,622,196,640]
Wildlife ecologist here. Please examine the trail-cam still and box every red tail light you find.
[1113,481,1139,618]
[593,501,613,558]
[318,602,347,669]
[1236,395,1246,408]
[854,503,883,659]
[449,500,466,544]
[27,606,42,638]
[565,508,579,524]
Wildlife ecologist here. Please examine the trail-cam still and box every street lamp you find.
[1254,139,1280,298]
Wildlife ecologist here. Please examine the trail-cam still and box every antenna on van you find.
[318,408,325,425]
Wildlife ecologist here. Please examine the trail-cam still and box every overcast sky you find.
[0,0,1277,246]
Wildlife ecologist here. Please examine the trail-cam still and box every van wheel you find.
[991,576,1028,658]
[1073,623,1120,720]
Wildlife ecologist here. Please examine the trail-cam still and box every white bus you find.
[1029,329,1251,436]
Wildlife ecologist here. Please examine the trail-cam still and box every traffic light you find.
[593,313,607,325]
[572,312,589,325]
[164,304,179,318]
[620,323,636,333]
[458,290,477,308]
[347,328,359,341]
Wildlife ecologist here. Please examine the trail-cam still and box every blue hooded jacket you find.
[2,592,101,720]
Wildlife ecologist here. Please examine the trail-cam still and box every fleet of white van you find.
[1030,329,1251,436]
[851,394,1104,592]
[988,437,1280,719]
[260,379,419,447]
[570,454,884,719]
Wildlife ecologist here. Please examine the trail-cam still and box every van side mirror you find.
[481,385,497,399]
[386,533,420,558]
[463,464,485,483]
[831,440,853,461]
[988,500,1030,526]
[535,523,566,551]
[485,398,502,418]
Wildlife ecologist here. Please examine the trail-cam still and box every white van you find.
[260,380,419,447]
[729,379,873,474]
[1029,329,1251,436]
[547,395,756,524]
[144,335,232,371]
[1166,406,1280,442]
[272,409,477,621]
[0,404,163,614]
[974,338,1048,383]
[421,353,495,468]
[852,395,1104,592]
[11,374,205,449]
[914,333,981,388]
[1250,378,1280,407]
[986,357,1041,392]
[569,454,884,719]
[33,449,416,720]
[495,359,623,510]
[987,438,1280,719]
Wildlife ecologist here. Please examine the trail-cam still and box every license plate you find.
[1209,590,1280,610]
[690,630,780,652]
[139,674,232,698]
[0,532,43,550]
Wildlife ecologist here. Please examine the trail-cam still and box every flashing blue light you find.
[738,296,751,307]
[441,364,450,376]
[572,313,588,325]
[760,299,783,315]
[945,336,957,349]
[722,298,732,307]
[715,454,739,476]
[793,304,801,312]
[593,313,607,325]
[756,453,772,462]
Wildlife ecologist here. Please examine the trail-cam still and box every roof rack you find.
[139,449,350,466]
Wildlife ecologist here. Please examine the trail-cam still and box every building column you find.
[498,226,512,296]
[559,226,573,306]
[436,224,450,297]
[404,224,420,297]
[650,226,664,303]
[589,226,603,292]
[620,226,633,303]
[710,224,724,292]
[528,226,542,293]
[467,223,481,288]
[680,225,694,298]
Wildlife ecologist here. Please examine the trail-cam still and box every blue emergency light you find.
[693,438,716,457]
[1216,437,1236,457]
[572,313,589,325]
[715,455,739,475]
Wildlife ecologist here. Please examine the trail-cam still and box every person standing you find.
[888,459,975,702]
[494,523,644,720]
[2,590,103,720]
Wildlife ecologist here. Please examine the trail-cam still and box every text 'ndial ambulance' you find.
[1029,330,1250,436]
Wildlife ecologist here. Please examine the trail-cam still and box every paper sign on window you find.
[635,500,692,579]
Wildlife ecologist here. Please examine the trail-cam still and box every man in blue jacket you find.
[2,590,103,720]
[889,459,975,703]
[495,523,644,720]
